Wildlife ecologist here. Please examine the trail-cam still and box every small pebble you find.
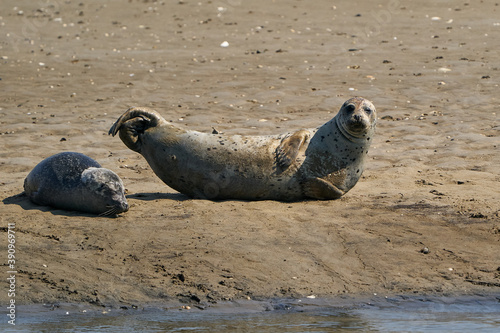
[220,41,229,47]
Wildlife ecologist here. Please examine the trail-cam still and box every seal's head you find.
[336,97,377,141]
[81,167,129,216]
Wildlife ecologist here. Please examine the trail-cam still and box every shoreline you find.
[13,292,500,314]
[9,294,500,331]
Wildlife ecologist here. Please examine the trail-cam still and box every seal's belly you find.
[142,131,303,200]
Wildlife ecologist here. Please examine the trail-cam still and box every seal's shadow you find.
[2,192,119,218]
[127,192,190,201]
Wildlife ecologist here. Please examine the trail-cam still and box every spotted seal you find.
[24,152,129,216]
[108,97,376,200]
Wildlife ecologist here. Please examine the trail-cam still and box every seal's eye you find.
[364,107,373,114]
[345,104,356,112]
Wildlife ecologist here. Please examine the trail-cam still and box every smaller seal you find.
[24,152,129,216]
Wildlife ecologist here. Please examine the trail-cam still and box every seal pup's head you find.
[336,97,376,142]
[81,167,129,216]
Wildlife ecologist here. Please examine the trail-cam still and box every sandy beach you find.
[1,0,499,308]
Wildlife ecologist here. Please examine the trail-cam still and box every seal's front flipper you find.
[275,129,309,171]
[303,177,344,200]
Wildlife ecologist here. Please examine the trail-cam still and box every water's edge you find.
[4,294,500,332]
[12,293,500,318]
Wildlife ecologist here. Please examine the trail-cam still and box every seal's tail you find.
[108,107,165,152]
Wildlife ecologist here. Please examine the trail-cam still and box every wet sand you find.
[1,0,499,308]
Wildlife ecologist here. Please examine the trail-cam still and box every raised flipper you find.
[108,107,165,153]
[275,129,309,171]
[302,177,345,200]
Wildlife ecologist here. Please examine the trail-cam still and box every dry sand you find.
[1,0,499,308]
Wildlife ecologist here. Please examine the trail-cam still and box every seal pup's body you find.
[109,97,376,200]
[24,152,129,215]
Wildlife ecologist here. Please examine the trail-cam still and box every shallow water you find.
[5,296,500,332]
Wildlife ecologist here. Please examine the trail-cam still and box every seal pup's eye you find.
[364,107,373,114]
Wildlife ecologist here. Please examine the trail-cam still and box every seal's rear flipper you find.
[275,129,309,171]
[302,177,344,200]
[109,107,166,153]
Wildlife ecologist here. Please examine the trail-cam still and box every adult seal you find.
[109,97,376,201]
[24,152,129,216]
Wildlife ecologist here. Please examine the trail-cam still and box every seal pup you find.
[24,152,129,216]
[109,97,376,201]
